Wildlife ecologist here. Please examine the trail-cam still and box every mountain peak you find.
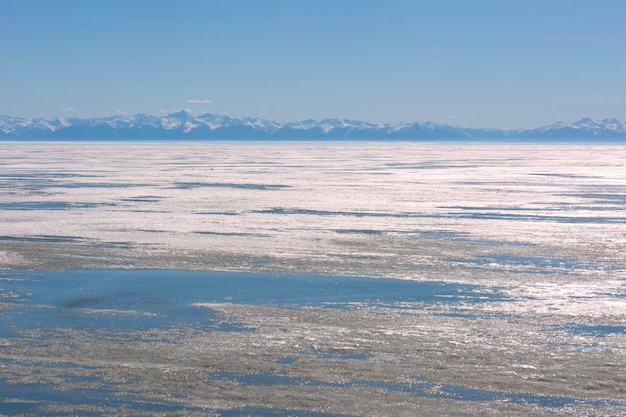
[166,110,194,119]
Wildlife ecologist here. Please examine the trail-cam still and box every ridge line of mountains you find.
[2,112,626,141]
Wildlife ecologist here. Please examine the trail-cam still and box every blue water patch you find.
[418,230,468,240]
[0,378,207,417]
[208,371,626,408]
[447,211,626,224]
[479,253,583,270]
[0,173,100,179]
[0,202,116,210]
[0,270,500,337]
[334,229,384,235]
[174,182,290,190]
[120,196,162,202]
[561,323,626,337]
[195,231,267,237]
[50,182,152,189]
[252,207,624,225]
[0,178,150,191]
[194,211,239,215]
[531,173,600,179]
[442,205,559,212]
[0,173,103,191]
[571,193,626,204]
[0,235,85,243]
[275,357,299,365]
[0,201,73,210]
[253,207,424,218]
[0,235,133,249]
[216,407,357,417]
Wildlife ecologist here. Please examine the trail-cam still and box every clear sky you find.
[2,0,625,128]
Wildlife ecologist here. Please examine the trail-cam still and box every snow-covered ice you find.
[0,142,625,416]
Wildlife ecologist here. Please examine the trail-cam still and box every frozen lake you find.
[1,142,625,416]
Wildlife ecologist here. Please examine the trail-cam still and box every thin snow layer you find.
[1,142,625,416]
[2,142,625,314]
[1,142,626,287]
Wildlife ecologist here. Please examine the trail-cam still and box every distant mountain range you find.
[2,112,626,141]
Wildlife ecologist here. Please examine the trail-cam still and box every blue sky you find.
[2,0,625,128]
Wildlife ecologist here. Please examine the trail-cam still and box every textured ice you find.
[1,142,625,416]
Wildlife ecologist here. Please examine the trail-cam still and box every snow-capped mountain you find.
[1,113,625,141]
[522,118,626,139]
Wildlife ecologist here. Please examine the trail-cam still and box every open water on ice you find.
[0,269,503,336]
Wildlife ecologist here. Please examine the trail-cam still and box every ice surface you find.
[0,142,625,416]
